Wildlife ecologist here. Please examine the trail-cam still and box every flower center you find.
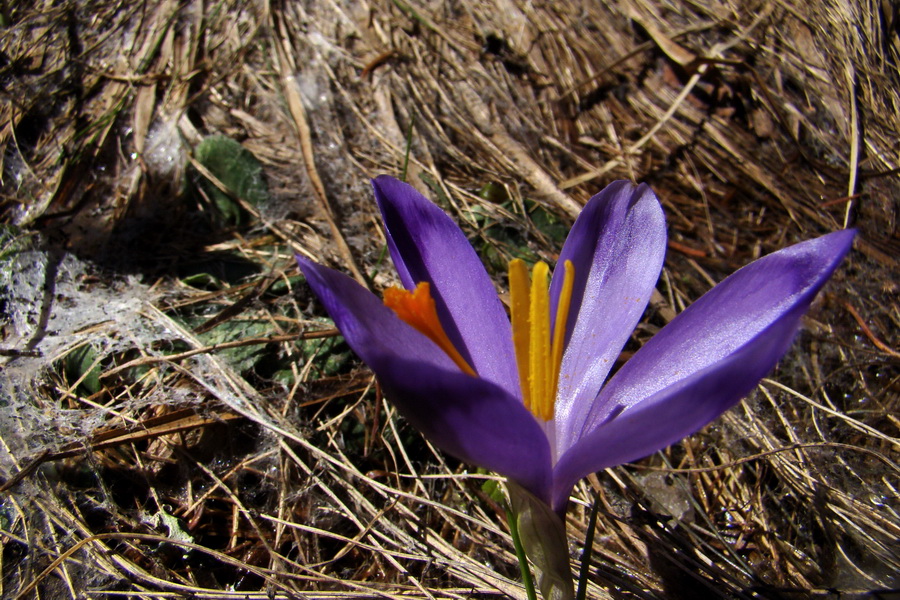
[383,260,575,421]
[509,259,575,421]
[383,282,477,376]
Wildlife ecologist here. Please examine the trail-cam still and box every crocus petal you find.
[372,176,519,396]
[297,257,552,500]
[550,181,667,458]
[550,316,798,512]
[550,229,854,511]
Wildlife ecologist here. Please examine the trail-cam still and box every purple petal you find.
[550,182,667,458]
[550,318,798,512]
[297,257,552,500]
[550,229,854,511]
[372,176,519,396]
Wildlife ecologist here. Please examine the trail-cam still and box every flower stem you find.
[576,494,601,600]
[400,113,415,182]
[506,504,538,600]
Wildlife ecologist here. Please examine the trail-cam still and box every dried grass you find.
[1,1,897,598]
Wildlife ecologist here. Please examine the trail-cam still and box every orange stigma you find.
[384,282,477,376]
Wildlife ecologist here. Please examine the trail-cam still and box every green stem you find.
[391,0,431,29]
[506,504,538,600]
[575,494,601,600]
[400,113,415,182]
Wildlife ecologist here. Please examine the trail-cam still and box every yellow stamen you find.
[509,260,532,411]
[384,282,477,376]
[529,262,552,420]
[550,260,575,412]
[508,259,575,421]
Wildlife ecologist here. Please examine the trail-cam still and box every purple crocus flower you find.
[297,176,853,515]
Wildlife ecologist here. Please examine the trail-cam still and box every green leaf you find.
[507,481,574,600]
[193,135,270,225]
[417,172,452,209]
[477,181,509,203]
[478,468,506,504]
[177,251,262,290]
[194,319,271,373]
[527,199,568,245]
[265,274,306,297]
[294,320,353,377]
[64,344,103,397]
